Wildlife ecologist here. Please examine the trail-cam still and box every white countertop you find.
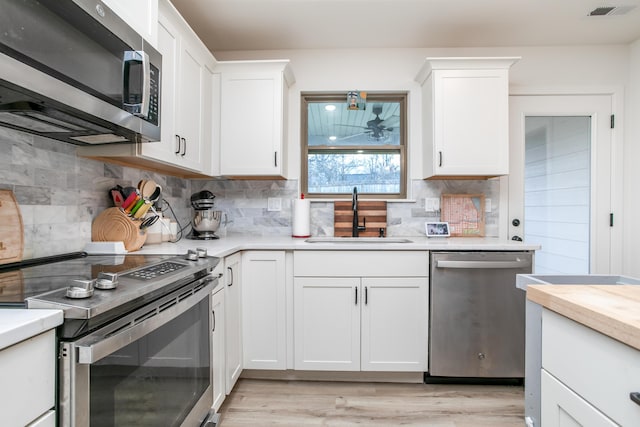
[133,235,540,258]
[0,309,63,351]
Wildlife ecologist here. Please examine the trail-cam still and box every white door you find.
[506,95,613,274]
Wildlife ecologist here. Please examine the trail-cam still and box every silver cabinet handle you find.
[227,266,233,286]
[438,151,443,167]
[435,260,530,269]
[175,135,181,154]
[181,137,186,156]
[212,308,216,332]
[355,287,358,305]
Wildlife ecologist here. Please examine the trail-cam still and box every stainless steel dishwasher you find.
[429,251,533,378]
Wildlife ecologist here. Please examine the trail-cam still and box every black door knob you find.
[512,219,521,227]
[512,236,523,241]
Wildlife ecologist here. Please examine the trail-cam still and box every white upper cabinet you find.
[416,57,519,179]
[78,0,215,178]
[216,60,294,178]
[144,0,215,174]
[102,0,158,46]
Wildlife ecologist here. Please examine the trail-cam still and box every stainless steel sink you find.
[304,237,413,244]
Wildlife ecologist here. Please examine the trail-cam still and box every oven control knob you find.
[196,247,208,258]
[186,249,199,261]
[95,272,119,290]
[66,279,95,299]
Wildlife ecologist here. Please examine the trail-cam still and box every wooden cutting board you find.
[0,190,24,265]
[334,201,387,237]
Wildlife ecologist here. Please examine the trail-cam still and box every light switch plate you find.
[268,197,282,212]
[485,198,492,213]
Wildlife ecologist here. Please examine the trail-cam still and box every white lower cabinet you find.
[211,283,226,411]
[293,251,429,372]
[224,252,243,394]
[540,309,640,426]
[242,251,287,369]
[541,370,616,427]
[0,330,56,426]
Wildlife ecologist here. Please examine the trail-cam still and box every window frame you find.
[300,92,408,199]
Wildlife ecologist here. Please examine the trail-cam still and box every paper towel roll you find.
[292,199,311,238]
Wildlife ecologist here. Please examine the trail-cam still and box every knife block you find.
[92,207,147,252]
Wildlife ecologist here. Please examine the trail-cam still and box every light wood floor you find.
[218,378,525,426]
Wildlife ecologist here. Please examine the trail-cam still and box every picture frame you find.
[425,222,450,237]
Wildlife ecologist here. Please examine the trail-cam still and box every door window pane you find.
[524,116,591,274]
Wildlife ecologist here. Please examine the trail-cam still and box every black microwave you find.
[0,0,161,145]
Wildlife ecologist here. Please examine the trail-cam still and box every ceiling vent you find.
[589,5,636,16]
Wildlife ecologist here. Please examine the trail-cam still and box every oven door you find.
[59,278,217,427]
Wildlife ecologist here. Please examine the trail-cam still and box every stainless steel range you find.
[0,250,220,427]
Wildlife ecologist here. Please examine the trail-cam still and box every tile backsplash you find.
[2,128,500,259]
[194,178,500,238]
[0,128,192,259]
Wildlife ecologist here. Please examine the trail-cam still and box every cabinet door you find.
[432,68,509,176]
[294,277,361,371]
[242,251,287,369]
[211,287,226,411]
[224,252,242,394]
[541,370,616,427]
[175,35,206,171]
[145,2,212,174]
[361,277,428,372]
[142,9,180,164]
[220,71,283,176]
[102,0,158,46]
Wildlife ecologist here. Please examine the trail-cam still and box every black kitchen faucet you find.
[352,187,366,237]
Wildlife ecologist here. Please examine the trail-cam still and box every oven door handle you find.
[74,279,215,364]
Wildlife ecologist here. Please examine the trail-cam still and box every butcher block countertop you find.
[527,285,640,351]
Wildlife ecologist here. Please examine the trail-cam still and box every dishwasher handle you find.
[435,259,530,269]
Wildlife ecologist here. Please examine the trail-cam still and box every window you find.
[301,92,407,199]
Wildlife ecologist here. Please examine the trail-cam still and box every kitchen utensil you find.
[121,186,137,199]
[129,198,145,216]
[146,185,161,203]
[140,215,159,231]
[124,195,141,213]
[110,189,124,207]
[91,207,147,252]
[121,190,139,210]
[133,201,151,219]
[141,180,158,199]
[0,190,24,265]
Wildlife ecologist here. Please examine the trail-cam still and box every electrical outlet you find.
[424,197,440,212]
[267,197,282,212]
[485,198,492,213]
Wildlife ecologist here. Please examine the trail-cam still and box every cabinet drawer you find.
[542,309,640,425]
[294,251,428,277]
[0,330,56,426]
[541,370,616,426]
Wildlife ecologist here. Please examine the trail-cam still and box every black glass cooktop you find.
[0,252,177,306]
